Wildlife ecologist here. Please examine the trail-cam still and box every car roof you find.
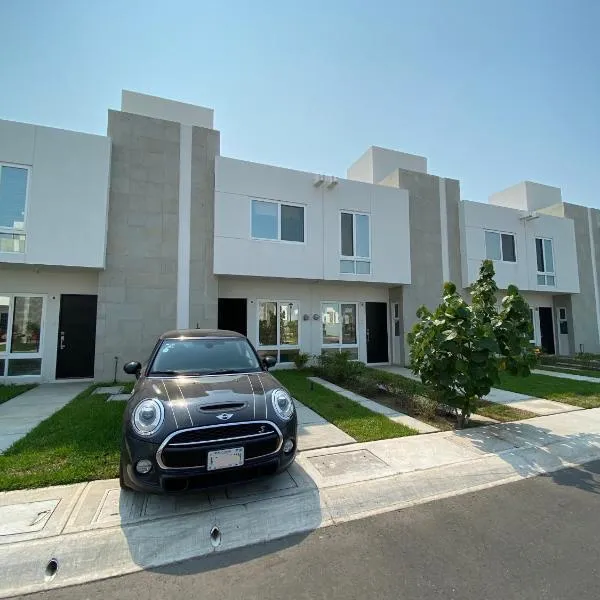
[159,328,246,340]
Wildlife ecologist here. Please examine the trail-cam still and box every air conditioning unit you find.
[313,175,325,187]
[325,175,338,189]
[519,211,540,221]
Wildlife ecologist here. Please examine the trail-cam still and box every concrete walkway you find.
[533,368,600,383]
[295,399,355,450]
[309,376,438,433]
[2,407,600,598]
[0,383,90,453]
[377,366,581,417]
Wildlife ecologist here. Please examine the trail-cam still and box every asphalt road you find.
[24,460,600,600]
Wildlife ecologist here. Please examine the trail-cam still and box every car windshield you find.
[149,337,262,376]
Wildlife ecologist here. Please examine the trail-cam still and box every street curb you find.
[2,439,600,598]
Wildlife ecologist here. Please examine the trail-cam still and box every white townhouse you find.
[0,91,597,382]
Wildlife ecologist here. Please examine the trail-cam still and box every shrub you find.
[315,351,366,384]
[293,352,310,370]
[351,374,381,398]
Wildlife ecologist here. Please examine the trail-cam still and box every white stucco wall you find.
[0,120,111,268]
[347,146,427,184]
[214,157,411,285]
[461,200,580,293]
[218,277,390,363]
[489,181,562,212]
[121,90,214,128]
[0,265,99,381]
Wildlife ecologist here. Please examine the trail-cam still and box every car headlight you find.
[132,398,164,436]
[271,389,294,421]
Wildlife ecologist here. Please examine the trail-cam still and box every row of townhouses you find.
[0,91,598,382]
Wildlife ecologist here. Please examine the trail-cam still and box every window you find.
[392,302,401,337]
[251,199,304,242]
[0,164,29,253]
[150,337,262,375]
[529,308,536,344]
[340,212,370,274]
[257,300,300,363]
[535,238,555,286]
[558,307,568,334]
[321,302,358,359]
[0,294,44,378]
[485,231,516,262]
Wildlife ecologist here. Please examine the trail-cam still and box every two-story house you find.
[0,119,110,381]
[1,90,598,382]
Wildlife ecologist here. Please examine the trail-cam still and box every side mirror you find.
[123,361,142,377]
[262,356,277,370]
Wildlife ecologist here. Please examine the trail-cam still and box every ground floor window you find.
[257,300,300,363]
[321,302,358,359]
[0,294,44,377]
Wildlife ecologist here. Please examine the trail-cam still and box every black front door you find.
[56,294,98,379]
[366,302,389,363]
[539,307,556,355]
[218,298,247,336]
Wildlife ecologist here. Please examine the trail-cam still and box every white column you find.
[176,124,192,329]
[439,177,450,282]
[587,207,600,344]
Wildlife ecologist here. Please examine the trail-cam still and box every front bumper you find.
[122,418,297,493]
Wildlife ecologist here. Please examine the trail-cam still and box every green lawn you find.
[0,384,127,491]
[496,372,600,409]
[537,365,600,379]
[275,370,419,442]
[0,384,37,406]
[477,400,536,422]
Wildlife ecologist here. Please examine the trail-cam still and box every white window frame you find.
[339,211,371,274]
[321,301,359,357]
[256,299,300,363]
[535,237,556,286]
[484,229,517,263]
[0,163,31,254]
[250,198,306,244]
[392,302,401,338]
[0,293,46,379]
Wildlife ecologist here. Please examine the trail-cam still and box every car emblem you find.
[216,413,234,421]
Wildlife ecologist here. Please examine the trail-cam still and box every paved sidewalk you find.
[378,366,580,416]
[0,383,90,453]
[533,368,600,383]
[295,399,355,449]
[309,376,438,433]
[2,407,600,598]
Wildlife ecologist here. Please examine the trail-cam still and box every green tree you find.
[408,260,536,428]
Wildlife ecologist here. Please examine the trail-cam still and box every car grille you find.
[158,422,282,469]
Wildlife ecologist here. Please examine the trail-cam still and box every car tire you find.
[119,455,130,491]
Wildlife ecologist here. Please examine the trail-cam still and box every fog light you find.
[283,439,294,454]
[136,459,153,474]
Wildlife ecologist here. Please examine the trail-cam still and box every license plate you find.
[207,447,244,471]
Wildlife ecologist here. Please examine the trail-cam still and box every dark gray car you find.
[120,329,298,493]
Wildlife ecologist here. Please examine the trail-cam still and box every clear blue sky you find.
[2,0,599,206]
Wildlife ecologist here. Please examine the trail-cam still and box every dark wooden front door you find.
[55,294,98,378]
[218,298,247,336]
[539,307,556,355]
[366,302,389,363]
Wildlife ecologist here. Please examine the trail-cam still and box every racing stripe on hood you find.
[255,373,268,420]
[161,378,193,428]
[248,373,267,419]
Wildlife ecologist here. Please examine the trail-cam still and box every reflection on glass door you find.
[0,294,44,377]
[321,302,358,359]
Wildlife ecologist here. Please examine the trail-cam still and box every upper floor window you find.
[340,212,371,274]
[536,237,555,286]
[251,199,304,243]
[485,230,516,262]
[0,163,28,253]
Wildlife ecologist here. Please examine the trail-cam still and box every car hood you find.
[133,371,284,431]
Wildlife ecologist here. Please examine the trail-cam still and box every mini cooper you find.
[120,329,298,493]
